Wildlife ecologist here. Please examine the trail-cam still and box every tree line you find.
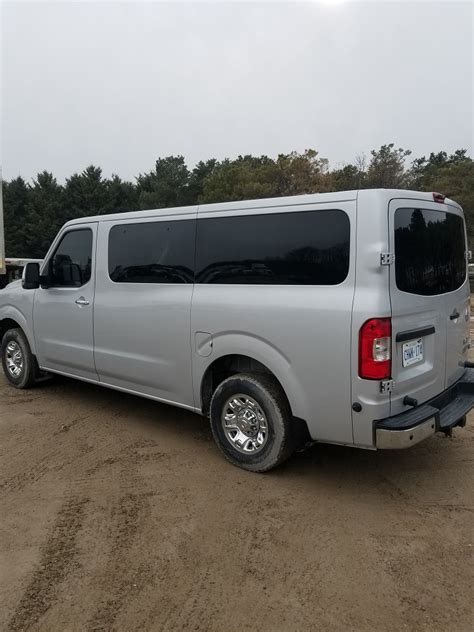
[3,143,473,258]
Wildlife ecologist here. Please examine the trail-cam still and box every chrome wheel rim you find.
[5,341,24,378]
[221,394,268,454]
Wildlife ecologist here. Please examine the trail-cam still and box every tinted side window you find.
[395,208,466,295]
[50,229,93,287]
[108,220,195,284]
[195,210,350,285]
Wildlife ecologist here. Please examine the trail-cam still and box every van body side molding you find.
[395,326,435,343]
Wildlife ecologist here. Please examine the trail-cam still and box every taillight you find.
[359,318,391,380]
[432,192,445,203]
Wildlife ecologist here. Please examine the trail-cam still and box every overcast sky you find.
[1,1,473,182]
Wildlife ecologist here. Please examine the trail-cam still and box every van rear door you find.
[443,212,470,387]
[389,199,469,415]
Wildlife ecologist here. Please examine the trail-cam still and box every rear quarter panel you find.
[351,190,392,447]
[192,201,357,445]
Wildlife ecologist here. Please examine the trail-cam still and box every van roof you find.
[64,188,461,227]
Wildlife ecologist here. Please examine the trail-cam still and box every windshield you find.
[394,207,466,296]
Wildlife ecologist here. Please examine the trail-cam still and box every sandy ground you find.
[1,372,473,632]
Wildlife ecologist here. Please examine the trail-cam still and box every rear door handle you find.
[75,297,90,306]
[450,310,460,321]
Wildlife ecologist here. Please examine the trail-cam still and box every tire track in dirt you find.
[0,449,65,496]
[0,411,96,497]
[8,495,89,632]
[0,405,129,498]
[86,438,167,475]
[86,492,153,632]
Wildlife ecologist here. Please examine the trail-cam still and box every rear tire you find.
[1,328,38,389]
[210,373,294,472]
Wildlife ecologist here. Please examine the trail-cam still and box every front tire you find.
[1,328,38,389]
[210,373,294,472]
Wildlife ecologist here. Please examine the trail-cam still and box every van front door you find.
[389,200,468,415]
[33,224,98,381]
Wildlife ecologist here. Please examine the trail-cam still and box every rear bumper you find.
[374,368,474,449]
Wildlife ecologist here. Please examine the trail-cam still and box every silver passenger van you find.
[1,189,473,471]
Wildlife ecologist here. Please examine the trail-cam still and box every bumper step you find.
[438,393,472,429]
[375,368,474,448]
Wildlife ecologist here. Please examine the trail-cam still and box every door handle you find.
[75,297,90,306]
[450,309,460,321]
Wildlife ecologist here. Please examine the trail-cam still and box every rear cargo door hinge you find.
[380,252,395,266]
[380,379,394,394]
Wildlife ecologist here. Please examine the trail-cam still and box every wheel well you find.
[200,354,287,417]
[0,318,22,342]
[200,354,311,447]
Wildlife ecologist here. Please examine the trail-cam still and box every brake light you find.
[359,318,391,380]
[432,192,445,203]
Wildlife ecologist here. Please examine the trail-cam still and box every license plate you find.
[402,338,424,367]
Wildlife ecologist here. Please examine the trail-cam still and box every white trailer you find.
[0,258,43,289]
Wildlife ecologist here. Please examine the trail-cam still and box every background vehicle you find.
[469,262,474,292]
[1,189,473,471]
[0,258,43,289]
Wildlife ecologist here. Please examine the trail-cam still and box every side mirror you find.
[22,263,40,289]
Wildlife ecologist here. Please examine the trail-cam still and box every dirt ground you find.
[1,370,473,632]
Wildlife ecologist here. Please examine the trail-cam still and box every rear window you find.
[394,208,466,295]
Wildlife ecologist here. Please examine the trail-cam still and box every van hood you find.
[0,279,25,306]
[0,279,22,293]
[3,279,22,289]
